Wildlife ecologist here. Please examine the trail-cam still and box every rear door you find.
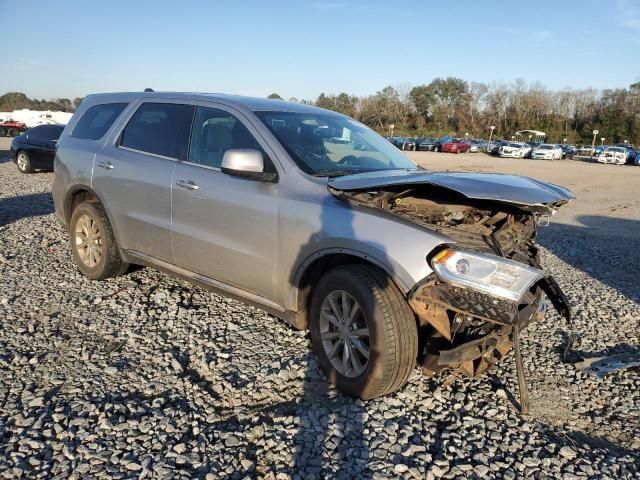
[92,100,194,263]
[36,125,62,168]
[171,104,280,301]
[23,126,49,166]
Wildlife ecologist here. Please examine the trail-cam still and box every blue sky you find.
[1,0,638,100]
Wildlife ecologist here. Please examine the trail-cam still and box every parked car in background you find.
[384,137,401,148]
[524,142,539,158]
[440,138,470,154]
[0,120,29,137]
[559,144,576,159]
[531,144,563,160]
[467,139,483,153]
[52,91,574,401]
[416,137,438,151]
[488,141,507,155]
[613,144,637,163]
[597,147,627,165]
[432,135,452,152]
[577,145,595,156]
[498,142,532,158]
[469,139,488,152]
[10,124,65,173]
[594,144,609,156]
[401,137,417,151]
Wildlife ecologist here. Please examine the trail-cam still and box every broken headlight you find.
[430,248,544,302]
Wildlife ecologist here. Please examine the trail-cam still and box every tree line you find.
[272,78,640,145]
[0,92,82,113]
[3,78,638,144]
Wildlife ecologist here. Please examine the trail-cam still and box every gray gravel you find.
[0,151,639,479]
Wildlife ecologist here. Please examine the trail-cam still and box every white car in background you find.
[531,144,563,160]
[597,147,627,165]
[499,142,532,158]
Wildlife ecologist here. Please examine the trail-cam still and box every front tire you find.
[16,151,34,173]
[310,265,418,399]
[69,201,128,280]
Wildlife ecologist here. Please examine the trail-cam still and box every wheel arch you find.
[288,248,412,330]
[63,186,123,246]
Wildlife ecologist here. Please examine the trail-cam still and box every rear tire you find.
[69,201,128,280]
[16,151,33,173]
[310,265,418,400]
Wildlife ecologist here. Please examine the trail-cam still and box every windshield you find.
[608,147,624,153]
[255,111,417,176]
[538,145,553,150]
[508,143,523,148]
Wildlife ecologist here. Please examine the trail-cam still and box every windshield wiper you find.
[312,169,363,177]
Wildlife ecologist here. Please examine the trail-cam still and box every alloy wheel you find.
[74,214,103,267]
[319,290,371,378]
[17,153,28,171]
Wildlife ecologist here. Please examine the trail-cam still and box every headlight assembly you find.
[430,248,544,302]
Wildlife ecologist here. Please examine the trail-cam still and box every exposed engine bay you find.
[330,182,573,412]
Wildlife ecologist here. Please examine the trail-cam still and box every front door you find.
[171,105,280,302]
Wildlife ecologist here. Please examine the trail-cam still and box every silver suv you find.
[53,92,574,404]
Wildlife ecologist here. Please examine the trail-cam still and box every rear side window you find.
[120,103,194,159]
[27,125,60,142]
[72,103,128,140]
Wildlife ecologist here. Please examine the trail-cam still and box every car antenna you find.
[144,88,154,92]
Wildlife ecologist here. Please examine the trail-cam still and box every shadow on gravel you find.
[290,196,378,478]
[0,192,55,227]
[538,215,640,304]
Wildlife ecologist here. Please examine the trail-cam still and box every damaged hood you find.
[328,170,575,210]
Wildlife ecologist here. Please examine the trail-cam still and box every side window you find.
[72,103,128,140]
[27,126,45,142]
[41,126,62,141]
[188,106,271,170]
[120,103,194,159]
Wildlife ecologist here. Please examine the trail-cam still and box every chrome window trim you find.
[117,145,178,162]
[177,159,221,172]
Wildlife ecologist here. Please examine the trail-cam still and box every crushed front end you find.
[330,179,574,412]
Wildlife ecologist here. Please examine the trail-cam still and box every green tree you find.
[267,93,283,100]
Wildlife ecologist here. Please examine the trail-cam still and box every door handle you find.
[175,179,199,190]
[97,161,114,170]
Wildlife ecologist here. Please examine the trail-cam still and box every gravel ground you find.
[1,142,639,479]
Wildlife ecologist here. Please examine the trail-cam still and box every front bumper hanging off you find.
[409,275,571,413]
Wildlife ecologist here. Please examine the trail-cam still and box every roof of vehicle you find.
[29,123,66,128]
[83,91,331,115]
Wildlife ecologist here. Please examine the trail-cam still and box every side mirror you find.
[220,149,277,183]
